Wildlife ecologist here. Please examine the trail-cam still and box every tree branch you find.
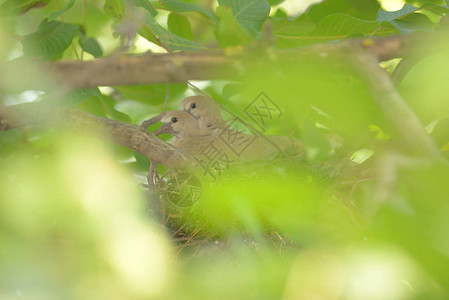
[351,47,441,157]
[1,34,435,90]
[0,103,192,169]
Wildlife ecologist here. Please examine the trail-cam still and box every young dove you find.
[181,95,304,157]
[153,111,292,162]
[181,95,227,135]
[153,110,216,157]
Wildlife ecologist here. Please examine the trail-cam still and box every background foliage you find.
[1,0,449,299]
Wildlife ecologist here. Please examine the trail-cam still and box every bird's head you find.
[181,95,225,131]
[154,111,200,138]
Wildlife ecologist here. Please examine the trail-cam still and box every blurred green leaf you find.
[218,0,271,36]
[143,12,208,50]
[160,0,217,23]
[167,12,194,41]
[377,3,436,33]
[431,117,449,149]
[62,88,102,106]
[420,3,449,15]
[104,0,125,19]
[75,96,107,116]
[215,6,253,48]
[22,20,78,60]
[399,53,449,123]
[133,151,151,171]
[303,120,332,162]
[115,83,187,104]
[132,0,158,17]
[276,13,397,47]
[101,95,132,123]
[387,13,436,33]
[48,0,75,21]
[377,4,420,23]
[0,0,49,16]
[271,14,315,36]
[78,35,103,58]
[307,0,380,22]
[372,165,449,292]
[267,0,285,5]
[0,129,23,153]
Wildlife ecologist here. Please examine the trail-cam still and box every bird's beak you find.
[154,123,176,136]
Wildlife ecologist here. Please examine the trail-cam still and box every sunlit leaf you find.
[218,0,271,36]
[22,20,78,60]
[160,0,217,23]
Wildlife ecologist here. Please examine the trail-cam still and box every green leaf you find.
[100,95,132,123]
[307,0,380,22]
[217,0,271,36]
[275,13,398,48]
[143,12,207,51]
[22,20,78,60]
[0,0,49,16]
[215,6,253,48]
[167,12,194,41]
[104,0,125,19]
[377,4,436,34]
[115,83,187,104]
[267,0,285,5]
[0,129,23,153]
[160,0,217,23]
[386,13,436,34]
[303,120,332,163]
[421,4,449,16]
[133,151,151,171]
[377,4,419,23]
[132,0,157,17]
[48,0,75,21]
[78,35,103,58]
[270,14,315,36]
[75,96,107,116]
[63,88,102,106]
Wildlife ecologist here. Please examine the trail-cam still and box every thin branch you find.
[0,103,192,169]
[351,47,441,157]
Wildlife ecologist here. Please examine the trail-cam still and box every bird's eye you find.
[171,117,178,123]
[190,103,197,109]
